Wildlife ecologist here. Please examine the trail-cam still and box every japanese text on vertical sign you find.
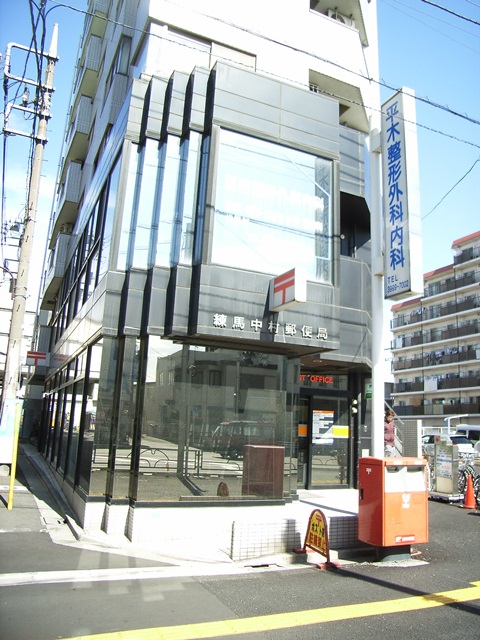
[385,100,405,275]
[381,88,423,301]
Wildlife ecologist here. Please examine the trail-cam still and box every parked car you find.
[422,433,475,458]
[453,425,480,444]
[212,421,276,459]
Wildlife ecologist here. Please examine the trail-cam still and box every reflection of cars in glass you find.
[422,434,475,458]
[311,442,336,456]
[212,421,276,459]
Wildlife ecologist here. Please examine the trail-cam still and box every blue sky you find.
[378,0,479,272]
[0,0,479,313]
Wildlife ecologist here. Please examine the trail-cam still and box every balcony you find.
[41,233,72,310]
[393,381,424,393]
[454,245,480,265]
[439,375,480,391]
[310,0,370,47]
[424,271,479,299]
[104,73,129,125]
[84,0,110,40]
[63,95,93,171]
[435,297,480,318]
[394,375,480,395]
[73,34,102,98]
[392,295,480,329]
[394,402,480,418]
[393,347,479,371]
[392,321,480,350]
[54,161,82,245]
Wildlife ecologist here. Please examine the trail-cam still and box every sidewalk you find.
[0,443,363,578]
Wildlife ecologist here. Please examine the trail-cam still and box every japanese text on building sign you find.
[381,88,422,301]
[385,100,405,275]
[213,313,328,340]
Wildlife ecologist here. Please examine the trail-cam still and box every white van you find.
[453,425,480,444]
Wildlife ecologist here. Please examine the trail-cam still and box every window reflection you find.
[134,339,294,502]
[42,338,297,502]
[212,130,333,282]
[133,139,161,268]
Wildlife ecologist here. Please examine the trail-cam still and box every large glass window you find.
[117,145,138,270]
[66,380,84,483]
[40,339,117,497]
[133,139,162,268]
[57,388,73,475]
[131,339,295,502]
[173,133,201,266]
[98,156,121,281]
[212,130,333,283]
[155,137,181,267]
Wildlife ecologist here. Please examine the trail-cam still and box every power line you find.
[382,0,480,57]
[419,0,480,26]
[422,157,480,220]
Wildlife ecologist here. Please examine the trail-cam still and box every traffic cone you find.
[462,474,476,510]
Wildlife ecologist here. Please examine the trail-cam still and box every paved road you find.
[1,450,479,639]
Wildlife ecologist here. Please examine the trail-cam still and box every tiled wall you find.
[230,513,360,561]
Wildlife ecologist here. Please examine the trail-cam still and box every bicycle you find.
[457,462,476,494]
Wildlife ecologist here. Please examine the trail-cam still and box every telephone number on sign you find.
[387,281,409,294]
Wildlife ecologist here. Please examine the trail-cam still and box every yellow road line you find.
[65,581,480,640]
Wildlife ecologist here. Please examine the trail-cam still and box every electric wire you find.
[422,156,480,220]
[382,0,480,56]
[1,17,39,274]
[1,2,45,240]
[419,0,480,26]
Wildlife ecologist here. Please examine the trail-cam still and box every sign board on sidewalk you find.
[0,399,23,465]
[294,508,337,568]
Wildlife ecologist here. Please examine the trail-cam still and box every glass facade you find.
[42,339,296,502]
[117,132,201,271]
[43,338,116,496]
[51,157,121,344]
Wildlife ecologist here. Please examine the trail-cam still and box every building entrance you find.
[297,393,350,489]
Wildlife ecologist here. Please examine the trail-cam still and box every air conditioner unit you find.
[327,9,355,28]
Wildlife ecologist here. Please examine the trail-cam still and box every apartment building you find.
[391,231,480,428]
[30,0,381,541]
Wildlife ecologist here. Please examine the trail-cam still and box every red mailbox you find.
[358,457,428,547]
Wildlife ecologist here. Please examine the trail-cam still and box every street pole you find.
[370,119,386,459]
[0,25,58,466]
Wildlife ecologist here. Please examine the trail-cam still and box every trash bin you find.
[358,457,428,549]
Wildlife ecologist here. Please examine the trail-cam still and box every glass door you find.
[310,396,349,488]
[296,396,309,487]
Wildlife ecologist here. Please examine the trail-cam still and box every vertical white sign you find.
[382,88,423,300]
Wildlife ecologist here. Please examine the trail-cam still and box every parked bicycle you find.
[457,461,480,506]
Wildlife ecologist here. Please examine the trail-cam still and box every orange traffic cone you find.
[462,474,477,510]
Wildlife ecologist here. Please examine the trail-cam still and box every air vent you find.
[327,9,355,28]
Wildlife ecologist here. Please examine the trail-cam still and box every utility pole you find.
[0,25,58,473]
